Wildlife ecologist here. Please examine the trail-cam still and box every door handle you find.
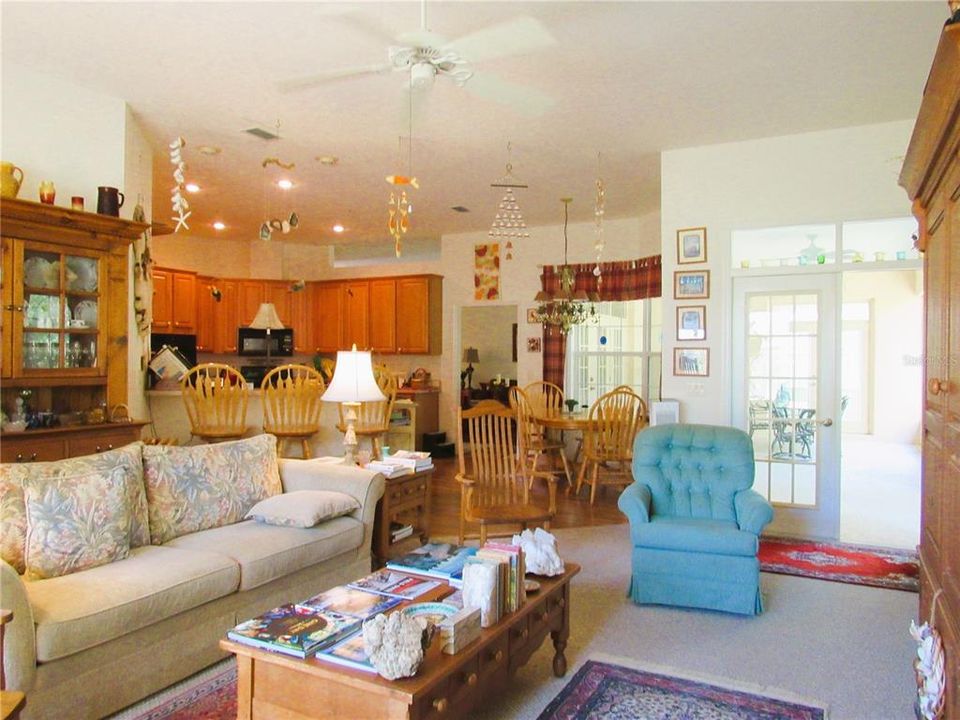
[817,418,833,427]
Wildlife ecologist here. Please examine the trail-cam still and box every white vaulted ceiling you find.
[0,1,946,246]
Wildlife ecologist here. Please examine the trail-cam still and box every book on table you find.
[227,603,359,659]
[348,569,442,599]
[390,522,414,541]
[385,542,478,585]
[389,450,434,471]
[363,461,415,479]
[316,629,376,673]
[296,585,402,621]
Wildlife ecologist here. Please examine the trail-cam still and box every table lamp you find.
[462,347,479,389]
[249,303,284,366]
[322,345,386,465]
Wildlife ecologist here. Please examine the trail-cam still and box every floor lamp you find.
[322,345,386,465]
[249,302,284,366]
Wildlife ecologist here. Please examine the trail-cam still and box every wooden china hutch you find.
[0,198,148,462]
[900,17,960,719]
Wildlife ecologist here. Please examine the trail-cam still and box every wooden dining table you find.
[534,408,590,431]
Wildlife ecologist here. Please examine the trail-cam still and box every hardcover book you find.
[296,585,402,620]
[316,629,377,673]
[227,604,359,658]
[347,569,442,599]
[386,542,478,584]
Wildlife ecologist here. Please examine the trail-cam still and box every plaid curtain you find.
[541,255,662,389]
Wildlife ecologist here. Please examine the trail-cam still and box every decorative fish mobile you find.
[386,175,419,189]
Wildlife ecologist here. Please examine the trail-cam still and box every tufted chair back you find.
[631,424,755,522]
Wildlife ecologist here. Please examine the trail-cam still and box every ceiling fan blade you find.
[276,63,393,93]
[445,16,556,63]
[464,72,554,117]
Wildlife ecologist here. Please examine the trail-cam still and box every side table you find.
[372,467,433,565]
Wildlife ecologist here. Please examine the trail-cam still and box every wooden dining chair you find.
[337,366,397,460]
[509,386,572,491]
[576,388,647,504]
[456,400,556,545]
[261,364,326,458]
[180,363,249,443]
[522,380,565,413]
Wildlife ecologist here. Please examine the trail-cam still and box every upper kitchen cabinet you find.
[396,275,442,355]
[152,267,196,334]
[342,281,369,350]
[314,282,342,353]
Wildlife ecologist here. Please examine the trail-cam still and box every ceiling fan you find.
[277,1,557,116]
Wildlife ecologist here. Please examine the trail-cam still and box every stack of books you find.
[363,459,414,478]
[461,542,526,626]
[390,522,415,542]
[227,604,359,658]
[390,450,434,472]
[365,451,433,478]
[385,542,478,587]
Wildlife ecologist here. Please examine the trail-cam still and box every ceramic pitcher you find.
[1,162,24,199]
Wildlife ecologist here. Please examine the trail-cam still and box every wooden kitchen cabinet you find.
[266,281,292,326]
[369,278,397,353]
[151,269,172,331]
[195,276,216,351]
[152,267,196,334]
[237,280,265,328]
[214,279,239,353]
[2,237,12,378]
[396,275,442,354]
[314,282,342,352]
[342,281,369,350]
[290,284,312,354]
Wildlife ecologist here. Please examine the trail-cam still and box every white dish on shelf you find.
[66,257,98,292]
[74,300,98,328]
[23,256,56,289]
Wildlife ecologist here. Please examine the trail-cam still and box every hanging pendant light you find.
[532,198,598,334]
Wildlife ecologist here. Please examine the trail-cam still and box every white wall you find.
[438,210,661,438]
[461,305,518,385]
[660,121,914,425]
[1,65,125,204]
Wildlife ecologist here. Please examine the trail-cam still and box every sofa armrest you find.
[618,483,652,544]
[734,489,774,536]
[278,460,386,552]
[1,560,36,692]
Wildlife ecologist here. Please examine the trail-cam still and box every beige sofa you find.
[0,437,385,720]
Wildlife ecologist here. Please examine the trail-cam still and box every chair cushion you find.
[23,468,131,579]
[632,516,759,557]
[632,425,755,522]
[245,490,360,528]
[163,516,363,591]
[1,442,149,574]
[143,434,282,544]
[26,545,239,662]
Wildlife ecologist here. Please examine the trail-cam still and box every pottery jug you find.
[1,162,24,199]
[96,186,124,216]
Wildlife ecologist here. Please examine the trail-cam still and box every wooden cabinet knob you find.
[465,672,478,686]
[432,697,448,713]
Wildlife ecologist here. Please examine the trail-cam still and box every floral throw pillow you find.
[23,467,132,580]
[143,434,282,544]
[1,442,148,575]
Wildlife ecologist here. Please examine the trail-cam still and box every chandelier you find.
[532,198,599,334]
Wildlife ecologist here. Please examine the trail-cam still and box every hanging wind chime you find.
[488,141,530,261]
[594,152,606,285]
[169,137,190,232]
[387,79,417,258]
[258,122,300,241]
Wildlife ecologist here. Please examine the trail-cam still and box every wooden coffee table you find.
[221,563,580,719]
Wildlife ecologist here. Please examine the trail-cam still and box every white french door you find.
[732,273,841,539]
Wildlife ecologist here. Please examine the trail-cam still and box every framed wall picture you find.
[677,227,707,264]
[674,347,709,377]
[526,307,539,323]
[674,270,710,299]
[527,336,542,353]
[676,305,706,341]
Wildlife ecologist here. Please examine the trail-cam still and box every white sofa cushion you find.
[26,545,240,662]
[164,516,363,591]
[143,434,282,544]
[245,490,360,528]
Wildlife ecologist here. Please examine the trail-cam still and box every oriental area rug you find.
[758,535,919,592]
[538,658,827,720]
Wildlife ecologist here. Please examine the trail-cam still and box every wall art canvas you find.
[474,243,501,301]
[677,227,707,264]
[676,305,706,341]
[674,270,710,299]
[527,337,542,353]
[674,347,710,377]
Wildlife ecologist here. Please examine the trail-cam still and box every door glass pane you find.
[65,334,97,368]
[23,331,60,369]
[747,292,820,507]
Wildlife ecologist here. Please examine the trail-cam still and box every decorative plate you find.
[23,256,55,289]
[66,257,98,292]
[74,300,98,327]
[400,602,459,626]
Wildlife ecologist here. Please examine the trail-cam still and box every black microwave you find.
[237,327,294,357]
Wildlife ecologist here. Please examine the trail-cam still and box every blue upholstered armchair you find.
[617,424,774,615]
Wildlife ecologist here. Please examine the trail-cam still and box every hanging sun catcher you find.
[258,122,300,241]
[488,142,529,260]
[169,137,190,232]
[594,152,606,284]
[387,125,416,257]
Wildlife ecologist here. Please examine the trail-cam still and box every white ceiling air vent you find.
[244,126,280,141]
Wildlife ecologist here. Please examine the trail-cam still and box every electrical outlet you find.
[689,382,705,396]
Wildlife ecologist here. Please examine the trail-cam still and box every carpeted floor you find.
[758,535,919,592]
[115,524,918,720]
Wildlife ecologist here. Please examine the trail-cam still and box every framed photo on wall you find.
[677,227,707,264]
[674,270,710,299]
[527,337,542,353]
[674,347,709,377]
[676,305,706,341]
[526,307,539,323]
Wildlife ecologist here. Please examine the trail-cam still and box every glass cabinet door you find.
[18,243,102,375]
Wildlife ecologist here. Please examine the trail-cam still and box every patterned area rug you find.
[758,535,918,592]
[106,660,236,720]
[538,658,826,720]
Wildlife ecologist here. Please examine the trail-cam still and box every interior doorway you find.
[838,269,922,549]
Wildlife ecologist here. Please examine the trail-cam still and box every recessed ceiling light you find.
[277,179,294,190]
[185,183,200,193]
[316,156,339,166]
[213,221,226,230]
[197,145,221,156]
[332,224,345,233]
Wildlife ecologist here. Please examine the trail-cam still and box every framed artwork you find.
[677,227,707,264]
[527,336,542,353]
[526,307,539,323]
[674,270,710,299]
[676,305,706,341]
[674,347,709,377]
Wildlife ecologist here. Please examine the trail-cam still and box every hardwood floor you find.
[426,456,627,541]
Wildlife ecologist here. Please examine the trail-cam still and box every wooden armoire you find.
[900,18,960,719]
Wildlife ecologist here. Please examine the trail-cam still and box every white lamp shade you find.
[322,346,387,403]
[249,303,284,330]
